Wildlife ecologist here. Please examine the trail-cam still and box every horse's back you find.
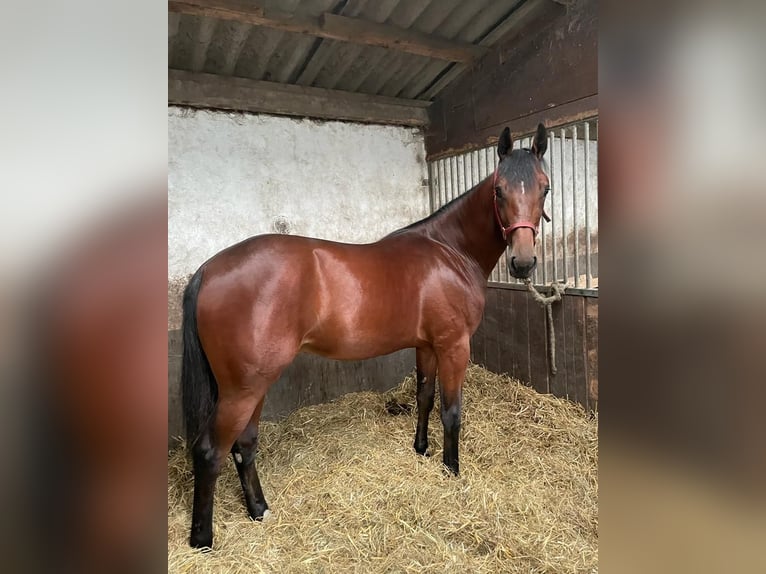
[193,231,481,365]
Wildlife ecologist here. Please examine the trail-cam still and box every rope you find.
[522,278,566,375]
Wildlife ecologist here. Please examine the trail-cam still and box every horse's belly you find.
[300,303,420,360]
[300,338,411,361]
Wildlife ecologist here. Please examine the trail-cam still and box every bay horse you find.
[182,124,551,549]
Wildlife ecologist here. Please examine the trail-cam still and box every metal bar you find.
[541,153,547,285]
[550,132,558,282]
[464,153,469,192]
[452,155,459,201]
[559,128,568,284]
[485,146,498,281]
[438,159,445,210]
[441,158,448,208]
[454,155,461,201]
[572,124,579,288]
[584,120,592,288]
[427,161,435,214]
[528,136,541,285]
[464,152,471,190]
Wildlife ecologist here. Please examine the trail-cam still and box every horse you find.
[181,123,551,549]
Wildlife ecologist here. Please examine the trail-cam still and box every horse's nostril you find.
[510,255,536,276]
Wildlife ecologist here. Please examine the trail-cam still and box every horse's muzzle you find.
[508,254,537,279]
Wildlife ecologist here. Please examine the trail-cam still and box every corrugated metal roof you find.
[169,0,532,101]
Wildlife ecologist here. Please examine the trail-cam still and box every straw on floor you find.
[168,364,598,573]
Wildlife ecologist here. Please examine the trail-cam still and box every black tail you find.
[181,268,217,447]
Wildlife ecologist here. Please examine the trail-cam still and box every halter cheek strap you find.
[492,167,550,242]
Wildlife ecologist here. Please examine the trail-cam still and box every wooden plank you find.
[427,95,599,161]
[548,294,567,400]
[486,280,599,297]
[506,287,518,379]
[527,297,550,395]
[482,288,502,373]
[510,289,531,385]
[168,1,486,63]
[584,297,598,410]
[570,296,588,409]
[167,329,183,445]
[563,296,578,404]
[320,13,486,63]
[496,287,514,378]
[169,69,430,126]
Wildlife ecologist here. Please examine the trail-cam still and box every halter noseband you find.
[492,166,550,242]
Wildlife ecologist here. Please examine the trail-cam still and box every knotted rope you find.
[522,278,566,375]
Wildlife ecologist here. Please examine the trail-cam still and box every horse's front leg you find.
[435,338,470,475]
[413,346,437,456]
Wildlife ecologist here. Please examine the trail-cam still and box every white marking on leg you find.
[234,453,243,464]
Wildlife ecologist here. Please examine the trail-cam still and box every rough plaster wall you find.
[168,107,428,328]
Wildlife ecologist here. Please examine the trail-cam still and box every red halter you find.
[492,167,550,242]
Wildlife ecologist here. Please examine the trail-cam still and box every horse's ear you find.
[531,123,548,158]
[497,127,512,159]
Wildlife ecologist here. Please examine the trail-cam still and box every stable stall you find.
[167,1,597,571]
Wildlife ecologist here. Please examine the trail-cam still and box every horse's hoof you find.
[249,501,270,521]
[413,441,430,457]
[443,462,459,476]
[189,533,213,550]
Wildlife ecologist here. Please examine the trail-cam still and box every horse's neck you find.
[429,178,507,279]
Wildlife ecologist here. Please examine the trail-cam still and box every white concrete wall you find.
[168,107,428,279]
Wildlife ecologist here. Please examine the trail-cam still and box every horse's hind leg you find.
[190,390,262,549]
[435,339,470,475]
[414,346,438,456]
[231,397,269,521]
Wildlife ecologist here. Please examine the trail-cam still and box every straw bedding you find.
[168,364,598,573]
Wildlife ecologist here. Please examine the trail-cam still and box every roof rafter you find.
[168,0,487,63]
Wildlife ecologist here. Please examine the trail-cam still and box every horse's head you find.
[493,123,550,279]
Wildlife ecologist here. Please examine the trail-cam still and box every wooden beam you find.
[168,0,486,63]
[421,0,554,100]
[168,69,430,126]
[318,13,485,63]
[426,95,597,161]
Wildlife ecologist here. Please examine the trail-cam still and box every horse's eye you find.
[494,186,502,197]
[544,185,551,195]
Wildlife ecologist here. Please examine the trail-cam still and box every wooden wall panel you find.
[549,294,569,400]
[509,289,531,384]
[482,288,502,372]
[496,288,513,378]
[425,0,598,160]
[527,300,550,395]
[473,284,597,410]
[585,297,599,409]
